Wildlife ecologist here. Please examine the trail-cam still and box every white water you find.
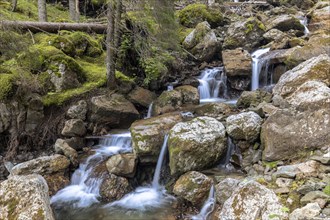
[145,102,153,119]
[191,185,216,220]
[106,135,174,210]
[299,16,310,35]
[251,48,270,91]
[218,137,241,172]
[51,132,132,208]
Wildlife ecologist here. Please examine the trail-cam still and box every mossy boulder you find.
[175,85,200,105]
[152,90,183,116]
[0,73,16,101]
[266,14,304,32]
[309,4,330,32]
[195,103,232,121]
[168,116,226,176]
[237,90,272,108]
[127,86,157,108]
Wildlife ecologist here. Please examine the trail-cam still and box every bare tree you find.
[69,0,80,21]
[114,0,122,55]
[106,0,116,89]
[38,0,47,22]
[12,0,17,12]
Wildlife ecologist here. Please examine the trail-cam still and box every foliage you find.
[0,74,16,100]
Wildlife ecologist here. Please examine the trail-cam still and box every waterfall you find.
[191,185,216,220]
[152,135,168,189]
[218,137,241,172]
[299,16,310,35]
[51,132,132,208]
[145,102,153,119]
[251,48,270,91]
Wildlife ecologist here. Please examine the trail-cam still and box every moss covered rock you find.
[237,90,272,108]
[195,102,232,121]
[266,14,304,32]
[152,90,183,116]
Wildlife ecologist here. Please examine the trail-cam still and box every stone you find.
[0,174,54,220]
[64,137,85,151]
[300,191,330,206]
[11,154,70,176]
[262,109,330,161]
[54,138,78,166]
[215,178,240,205]
[263,29,287,43]
[289,202,321,220]
[276,178,293,188]
[175,85,200,105]
[168,117,226,175]
[228,76,251,91]
[66,100,88,120]
[226,111,263,142]
[106,153,137,178]
[219,181,288,220]
[90,93,139,128]
[173,171,213,206]
[195,103,232,121]
[297,179,327,195]
[237,90,272,108]
[311,154,330,165]
[266,14,304,32]
[61,119,86,137]
[273,161,320,179]
[152,90,183,116]
[44,173,70,196]
[130,112,183,163]
[127,86,157,108]
[309,5,330,32]
[274,187,290,194]
[25,94,44,133]
[100,173,132,202]
[0,103,10,133]
[222,48,252,77]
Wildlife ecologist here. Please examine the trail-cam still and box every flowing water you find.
[145,102,153,119]
[218,138,241,172]
[299,16,310,35]
[191,185,216,220]
[251,48,271,91]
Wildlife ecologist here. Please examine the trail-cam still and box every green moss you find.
[223,37,240,49]
[33,208,45,220]
[323,184,330,196]
[178,27,194,43]
[263,161,279,169]
[0,74,16,101]
[245,17,266,34]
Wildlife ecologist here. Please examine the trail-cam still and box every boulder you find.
[90,93,139,128]
[309,4,330,32]
[106,153,137,178]
[237,90,272,108]
[300,191,330,206]
[54,138,78,166]
[130,112,183,163]
[262,109,330,161]
[195,103,232,121]
[66,100,88,120]
[297,179,327,195]
[273,160,320,179]
[127,86,157,108]
[61,119,86,137]
[0,103,11,133]
[25,94,44,133]
[266,14,304,32]
[215,178,240,205]
[263,29,287,43]
[168,117,226,175]
[226,112,263,142]
[0,174,54,220]
[43,173,70,196]
[100,173,132,202]
[222,48,252,77]
[175,85,199,105]
[289,202,321,220]
[173,171,213,206]
[152,90,183,116]
[10,154,70,176]
[218,181,288,220]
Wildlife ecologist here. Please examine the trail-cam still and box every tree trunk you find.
[12,0,17,12]
[69,0,76,21]
[38,0,47,22]
[114,0,122,57]
[106,1,116,89]
[0,21,107,33]
[75,0,80,21]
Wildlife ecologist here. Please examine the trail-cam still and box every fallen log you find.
[0,20,107,34]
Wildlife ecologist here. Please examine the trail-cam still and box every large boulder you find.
[262,109,330,161]
[61,119,86,137]
[222,48,252,77]
[100,173,132,202]
[173,171,213,206]
[237,90,272,108]
[127,86,157,108]
[130,112,183,163]
[66,100,88,120]
[215,178,240,205]
[289,202,321,220]
[218,181,288,220]
[152,90,183,116]
[90,93,140,128]
[0,174,54,220]
[266,14,304,32]
[309,4,330,32]
[226,112,263,142]
[273,160,320,179]
[106,153,137,178]
[175,85,200,105]
[168,116,226,175]
[195,103,232,121]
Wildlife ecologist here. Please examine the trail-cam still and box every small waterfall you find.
[145,102,153,119]
[299,16,310,35]
[51,132,132,208]
[218,138,241,171]
[191,185,215,220]
[152,135,168,189]
[251,48,270,91]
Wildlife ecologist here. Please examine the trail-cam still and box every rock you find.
[11,154,70,176]
[215,178,240,205]
[54,138,78,166]
[263,29,287,43]
[273,161,320,179]
[228,76,251,91]
[175,85,199,105]
[152,90,183,116]
[297,179,327,195]
[66,100,88,120]
[222,48,252,77]
[61,119,86,137]
[173,171,213,206]
[266,14,304,32]
[90,93,140,128]
[300,191,330,206]
[226,112,263,142]
[168,117,226,175]
[273,54,330,99]
[100,173,131,202]
[254,102,279,117]
[130,112,183,163]
[262,109,330,161]
[237,90,272,108]
[127,86,157,108]
[195,103,232,121]
[219,181,287,220]
[183,21,221,62]
[0,103,10,133]
[0,174,54,220]
[289,202,321,220]
[106,153,137,178]
[309,4,330,32]
[276,178,293,188]
[25,94,44,133]
[64,137,85,151]
[311,154,330,165]
[44,173,70,196]
[274,187,290,194]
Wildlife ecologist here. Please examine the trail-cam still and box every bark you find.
[114,0,122,57]
[12,0,17,12]
[75,0,80,21]
[38,0,47,22]
[0,21,107,33]
[106,1,116,89]
[69,0,76,21]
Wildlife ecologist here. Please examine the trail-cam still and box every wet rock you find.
[219,181,287,220]
[67,100,88,120]
[262,109,330,161]
[0,103,10,133]
[300,191,330,206]
[131,112,183,163]
[173,171,213,206]
[106,153,137,178]
[237,90,272,108]
[168,117,226,175]
[11,154,70,176]
[195,103,232,121]
[90,93,139,128]
[215,178,240,205]
[61,119,86,137]
[54,138,78,166]
[127,86,157,108]
[289,202,321,220]
[44,173,70,196]
[152,90,183,116]
[100,173,132,202]
[266,14,304,32]
[0,174,54,220]
[226,111,263,142]
[273,161,320,179]
[222,48,252,77]
[175,85,199,105]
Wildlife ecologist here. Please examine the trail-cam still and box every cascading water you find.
[51,132,132,208]
[299,16,310,35]
[218,137,241,171]
[191,185,216,220]
[251,48,270,91]
[145,102,153,119]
